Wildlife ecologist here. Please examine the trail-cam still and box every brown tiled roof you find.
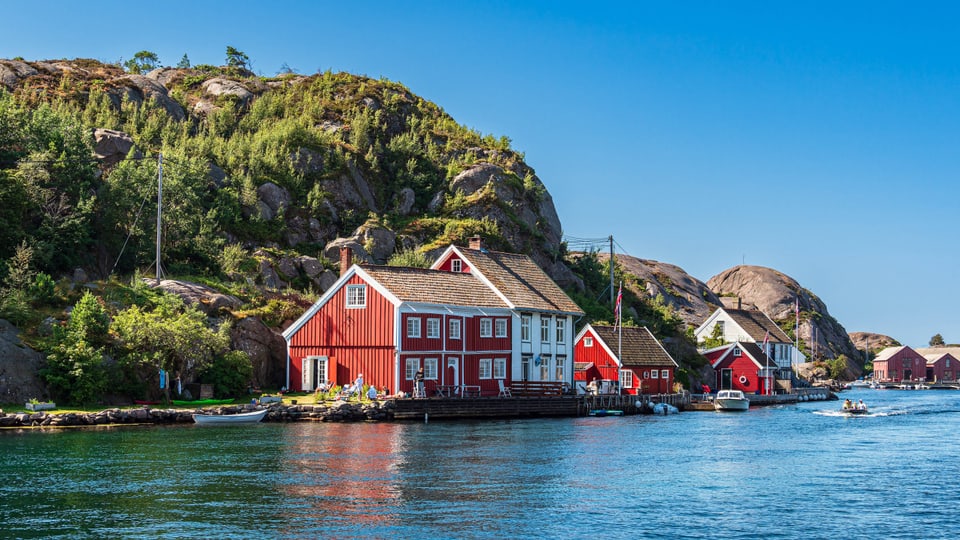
[361,266,508,308]
[590,325,678,367]
[738,341,779,368]
[460,248,584,315]
[725,309,792,343]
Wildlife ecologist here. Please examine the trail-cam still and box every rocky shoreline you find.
[0,401,395,429]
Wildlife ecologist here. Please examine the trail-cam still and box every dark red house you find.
[702,341,778,394]
[873,346,927,383]
[282,238,583,396]
[923,352,959,383]
[573,324,678,395]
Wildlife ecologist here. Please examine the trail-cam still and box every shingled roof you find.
[361,266,508,308]
[458,248,583,315]
[725,309,792,343]
[590,325,678,367]
[738,341,779,368]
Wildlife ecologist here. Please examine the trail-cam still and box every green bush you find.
[198,350,253,398]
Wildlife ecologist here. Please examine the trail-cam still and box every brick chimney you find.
[468,236,482,250]
[339,246,352,276]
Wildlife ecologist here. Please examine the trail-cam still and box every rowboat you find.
[192,409,268,424]
[588,409,624,417]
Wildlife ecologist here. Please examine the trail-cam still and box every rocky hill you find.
[608,254,720,327]
[848,332,900,355]
[708,265,860,362]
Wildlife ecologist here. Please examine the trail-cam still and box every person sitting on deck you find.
[367,385,378,400]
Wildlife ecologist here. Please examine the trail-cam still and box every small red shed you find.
[573,324,678,395]
[703,341,777,395]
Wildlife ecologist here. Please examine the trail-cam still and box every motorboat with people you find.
[841,398,868,415]
[714,389,749,411]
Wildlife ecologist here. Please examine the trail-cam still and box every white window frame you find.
[733,347,741,357]
[540,318,550,343]
[407,317,421,338]
[451,259,462,272]
[652,370,659,379]
[521,315,531,342]
[480,318,493,338]
[584,336,593,347]
[449,318,461,340]
[479,358,492,379]
[555,355,565,381]
[424,357,439,379]
[426,318,440,339]
[405,358,420,380]
[493,358,507,379]
[539,354,551,380]
[620,370,633,389]
[556,319,566,343]
[345,285,366,308]
[661,369,669,379]
[643,371,650,379]
[495,318,507,338]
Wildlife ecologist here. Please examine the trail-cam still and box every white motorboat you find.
[192,408,268,424]
[714,389,750,411]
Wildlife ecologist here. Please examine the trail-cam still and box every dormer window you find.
[451,259,462,272]
[733,347,741,357]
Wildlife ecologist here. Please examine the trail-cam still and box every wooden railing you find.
[510,381,564,397]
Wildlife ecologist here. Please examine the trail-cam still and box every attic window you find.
[451,259,462,272]
[346,285,366,308]
[584,337,593,347]
[733,347,741,357]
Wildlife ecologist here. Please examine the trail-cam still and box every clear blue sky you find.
[5,1,958,348]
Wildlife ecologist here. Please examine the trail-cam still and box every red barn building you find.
[283,238,583,396]
[872,346,928,383]
[702,342,778,394]
[573,324,678,395]
[917,347,960,383]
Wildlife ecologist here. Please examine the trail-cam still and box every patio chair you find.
[498,379,512,397]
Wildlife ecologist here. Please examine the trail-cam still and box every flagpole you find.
[617,281,622,396]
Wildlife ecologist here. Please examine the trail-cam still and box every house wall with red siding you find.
[574,328,674,395]
[715,353,761,393]
[875,347,926,382]
[287,274,396,392]
[397,352,511,396]
[464,316,511,351]
[927,354,958,382]
[434,254,473,274]
[445,315,466,352]
[633,366,673,394]
[399,313,446,351]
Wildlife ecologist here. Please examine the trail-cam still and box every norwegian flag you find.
[614,283,623,329]
[762,330,770,357]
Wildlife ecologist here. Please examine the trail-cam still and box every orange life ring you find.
[738,375,748,385]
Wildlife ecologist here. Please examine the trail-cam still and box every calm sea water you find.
[2,389,959,539]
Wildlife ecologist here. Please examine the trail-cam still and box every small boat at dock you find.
[714,389,749,411]
[192,409,268,424]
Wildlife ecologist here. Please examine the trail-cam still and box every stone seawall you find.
[0,401,395,429]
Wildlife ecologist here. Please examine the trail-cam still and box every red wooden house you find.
[702,341,778,394]
[573,324,678,395]
[923,353,958,383]
[872,346,927,382]
[283,238,583,396]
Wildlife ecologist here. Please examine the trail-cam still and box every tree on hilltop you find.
[930,333,945,347]
[225,46,250,70]
[124,50,160,74]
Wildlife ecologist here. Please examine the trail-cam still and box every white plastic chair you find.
[498,379,512,397]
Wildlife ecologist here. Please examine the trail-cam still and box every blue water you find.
[2,389,959,539]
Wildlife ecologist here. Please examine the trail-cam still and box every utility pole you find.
[609,235,615,308]
[156,153,163,284]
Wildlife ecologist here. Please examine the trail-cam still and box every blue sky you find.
[5,1,958,348]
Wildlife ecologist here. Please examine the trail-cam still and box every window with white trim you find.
[451,258,462,272]
[651,370,659,379]
[426,318,440,339]
[643,371,650,379]
[521,315,531,342]
[539,354,551,380]
[661,369,669,379]
[556,319,566,343]
[449,318,461,340]
[407,317,421,338]
[480,318,493,338]
[584,336,593,347]
[733,347,741,357]
[346,285,366,308]
[493,358,507,379]
[479,358,492,379]
[541,318,550,343]
[495,318,507,338]
[405,358,420,380]
[555,355,566,381]
[424,358,438,379]
[620,370,633,389]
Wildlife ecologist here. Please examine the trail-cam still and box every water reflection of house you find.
[872,345,928,382]
[702,342,778,394]
[572,324,678,395]
[282,237,583,396]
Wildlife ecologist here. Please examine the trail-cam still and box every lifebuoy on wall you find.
[739,375,748,385]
